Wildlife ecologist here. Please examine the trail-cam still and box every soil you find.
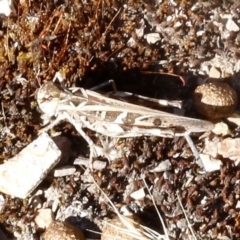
[1,0,240,239]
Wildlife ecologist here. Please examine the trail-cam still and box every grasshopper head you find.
[36,82,62,117]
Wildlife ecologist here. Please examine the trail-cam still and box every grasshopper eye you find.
[36,85,60,116]
[37,96,59,116]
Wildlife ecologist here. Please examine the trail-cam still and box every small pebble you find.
[35,208,54,229]
[53,166,76,177]
[218,137,240,158]
[42,221,84,240]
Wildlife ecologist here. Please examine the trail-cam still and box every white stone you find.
[53,166,76,177]
[149,159,171,172]
[174,21,182,28]
[199,154,222,172]
[166,16,172,22]
[144,33,161,44]
[130,187,146,200]
[74,157,107,170]
[196,30,205,36]
[209,66,221,78]
[127,37,137,48]
[226,18,239,32]
[0,194,5,213]
[212,122,229,136]
[236,200,240,209]
[0,133,61,198]
[185,20,192,27]
[0,0,12,16]
[201,196,208,205]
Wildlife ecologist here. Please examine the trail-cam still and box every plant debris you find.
[1,0,240,240]
[194,81,238,119]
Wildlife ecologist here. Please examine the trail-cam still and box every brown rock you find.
[193,82,238,120]
[101,215,144,240]
[42,221,84,240]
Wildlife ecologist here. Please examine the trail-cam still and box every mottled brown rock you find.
[101,215,143,240]
[193,82,238,120]
[42,221,84,240]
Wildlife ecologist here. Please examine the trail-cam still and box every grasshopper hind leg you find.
[184,133,204,169]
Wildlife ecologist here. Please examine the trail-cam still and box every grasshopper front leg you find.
[39,111,102,170]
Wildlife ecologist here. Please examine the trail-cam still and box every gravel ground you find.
[1,0,240,239]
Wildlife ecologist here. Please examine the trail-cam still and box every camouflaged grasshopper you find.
[36,81,214,169]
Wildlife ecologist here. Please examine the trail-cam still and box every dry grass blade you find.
[142,176,198,240]
[141,175,170,240]
[89,175,168,240]
[101,217,150,240]
[176,192,197,240]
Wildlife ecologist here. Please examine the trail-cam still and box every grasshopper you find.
[36,81,214,169]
